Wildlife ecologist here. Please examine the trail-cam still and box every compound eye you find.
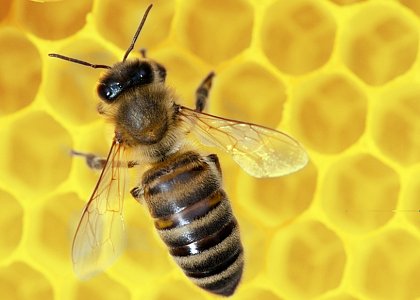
[97,81,123,102]
[131,63,153,85]
[156,63,166,82]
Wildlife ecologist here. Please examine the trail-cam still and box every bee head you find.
[97,59,167,103]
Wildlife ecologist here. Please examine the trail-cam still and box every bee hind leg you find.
[195,72,215,112]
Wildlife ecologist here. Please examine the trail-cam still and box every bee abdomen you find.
[143,152,243,296]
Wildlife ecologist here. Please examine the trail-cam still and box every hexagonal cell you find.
[329,0,367,5]
[212,60,287,129]
[399,0,420,17]
[93,0,175,52]
[322,153,400,233]
[372,84,420,166]
[403,169,420,231]
[5,111,72,193]
[0,262,54,299]
[107,198,171,287]
[16,0,93,40]
[233,286,284,300]
[0,190,23,260]
[261,0,336,75]
[267,220,346,299]
[32,192,85,276]
[71,123,115,199]
[352,229,420,299]
[237,161,317,227]
[75,273,130,300]
[178,0,254,65]
[148,278,206,300]
[0,27,41,116]
[0,0,12,21]
[341,4,418,85]
[318,292,361,300]
[235,212,270,283]
[45,39,117,126]
[153,47,209,108]
[291,73,367,154]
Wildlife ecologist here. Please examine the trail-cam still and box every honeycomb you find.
[1,0,420,299]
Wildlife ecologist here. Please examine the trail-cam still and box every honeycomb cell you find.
[237,161,317,227]
[32,192,84,276]
[329,0,367,5]
[292,73,367,154]
[149,278,206,300]
[94,0,174,52]
[0,190,23,260]
[108,198,170,287]
[0,27,41,116]
[179,0,254,65]
[75,274,130,300]
[16,0,92,40]
[353,229,420,300]
[403,169,420,230]
[261,0,336,75]
[233,287,283,300]
[235,212,269,282]
[212,60,287,129]
[322,154,400,233]
[0,0,12,21]
[153,47,208,108]
[399,0,420,17]
[341,4,418,85]
[318,293,360,300]
[0,262,54,300]
[45,40,117,126]
[5,111,72,193]
[267,220,346,299]
[372,84,420,166]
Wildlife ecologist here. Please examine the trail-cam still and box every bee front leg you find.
[71,150,107,170]
[71,150,138,170]
[195,72,215,112]
[139,48,147,58]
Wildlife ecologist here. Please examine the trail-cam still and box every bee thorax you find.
[116,87,171,146]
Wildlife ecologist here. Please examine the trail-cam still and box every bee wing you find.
[72,140,128,279]
[178,106,309,178]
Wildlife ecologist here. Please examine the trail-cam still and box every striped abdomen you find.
[142,151,243,296]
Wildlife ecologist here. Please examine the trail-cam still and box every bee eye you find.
[131,63,153,85]
[156,63,166,82]
[97,82,123,102]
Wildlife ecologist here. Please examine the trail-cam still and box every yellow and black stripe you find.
[142,151,243,296]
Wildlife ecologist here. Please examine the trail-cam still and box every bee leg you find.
[195,71,215,112]
[139,48,147,58]
[130,186,144,204]
[71,150,138,170]
[70,150,107,170]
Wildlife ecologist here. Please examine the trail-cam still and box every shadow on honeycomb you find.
[1,0,420,299]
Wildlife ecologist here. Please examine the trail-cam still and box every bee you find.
[49,4,308,296]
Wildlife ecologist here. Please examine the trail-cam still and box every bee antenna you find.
[48,53,111,69]
[123,4,153,62]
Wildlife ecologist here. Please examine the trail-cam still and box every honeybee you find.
[50,4,308,296]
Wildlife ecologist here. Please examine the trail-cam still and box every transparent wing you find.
[178,106,309,178]
[72,139,128,279]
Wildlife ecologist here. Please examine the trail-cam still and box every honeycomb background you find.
[1,0,420,299]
